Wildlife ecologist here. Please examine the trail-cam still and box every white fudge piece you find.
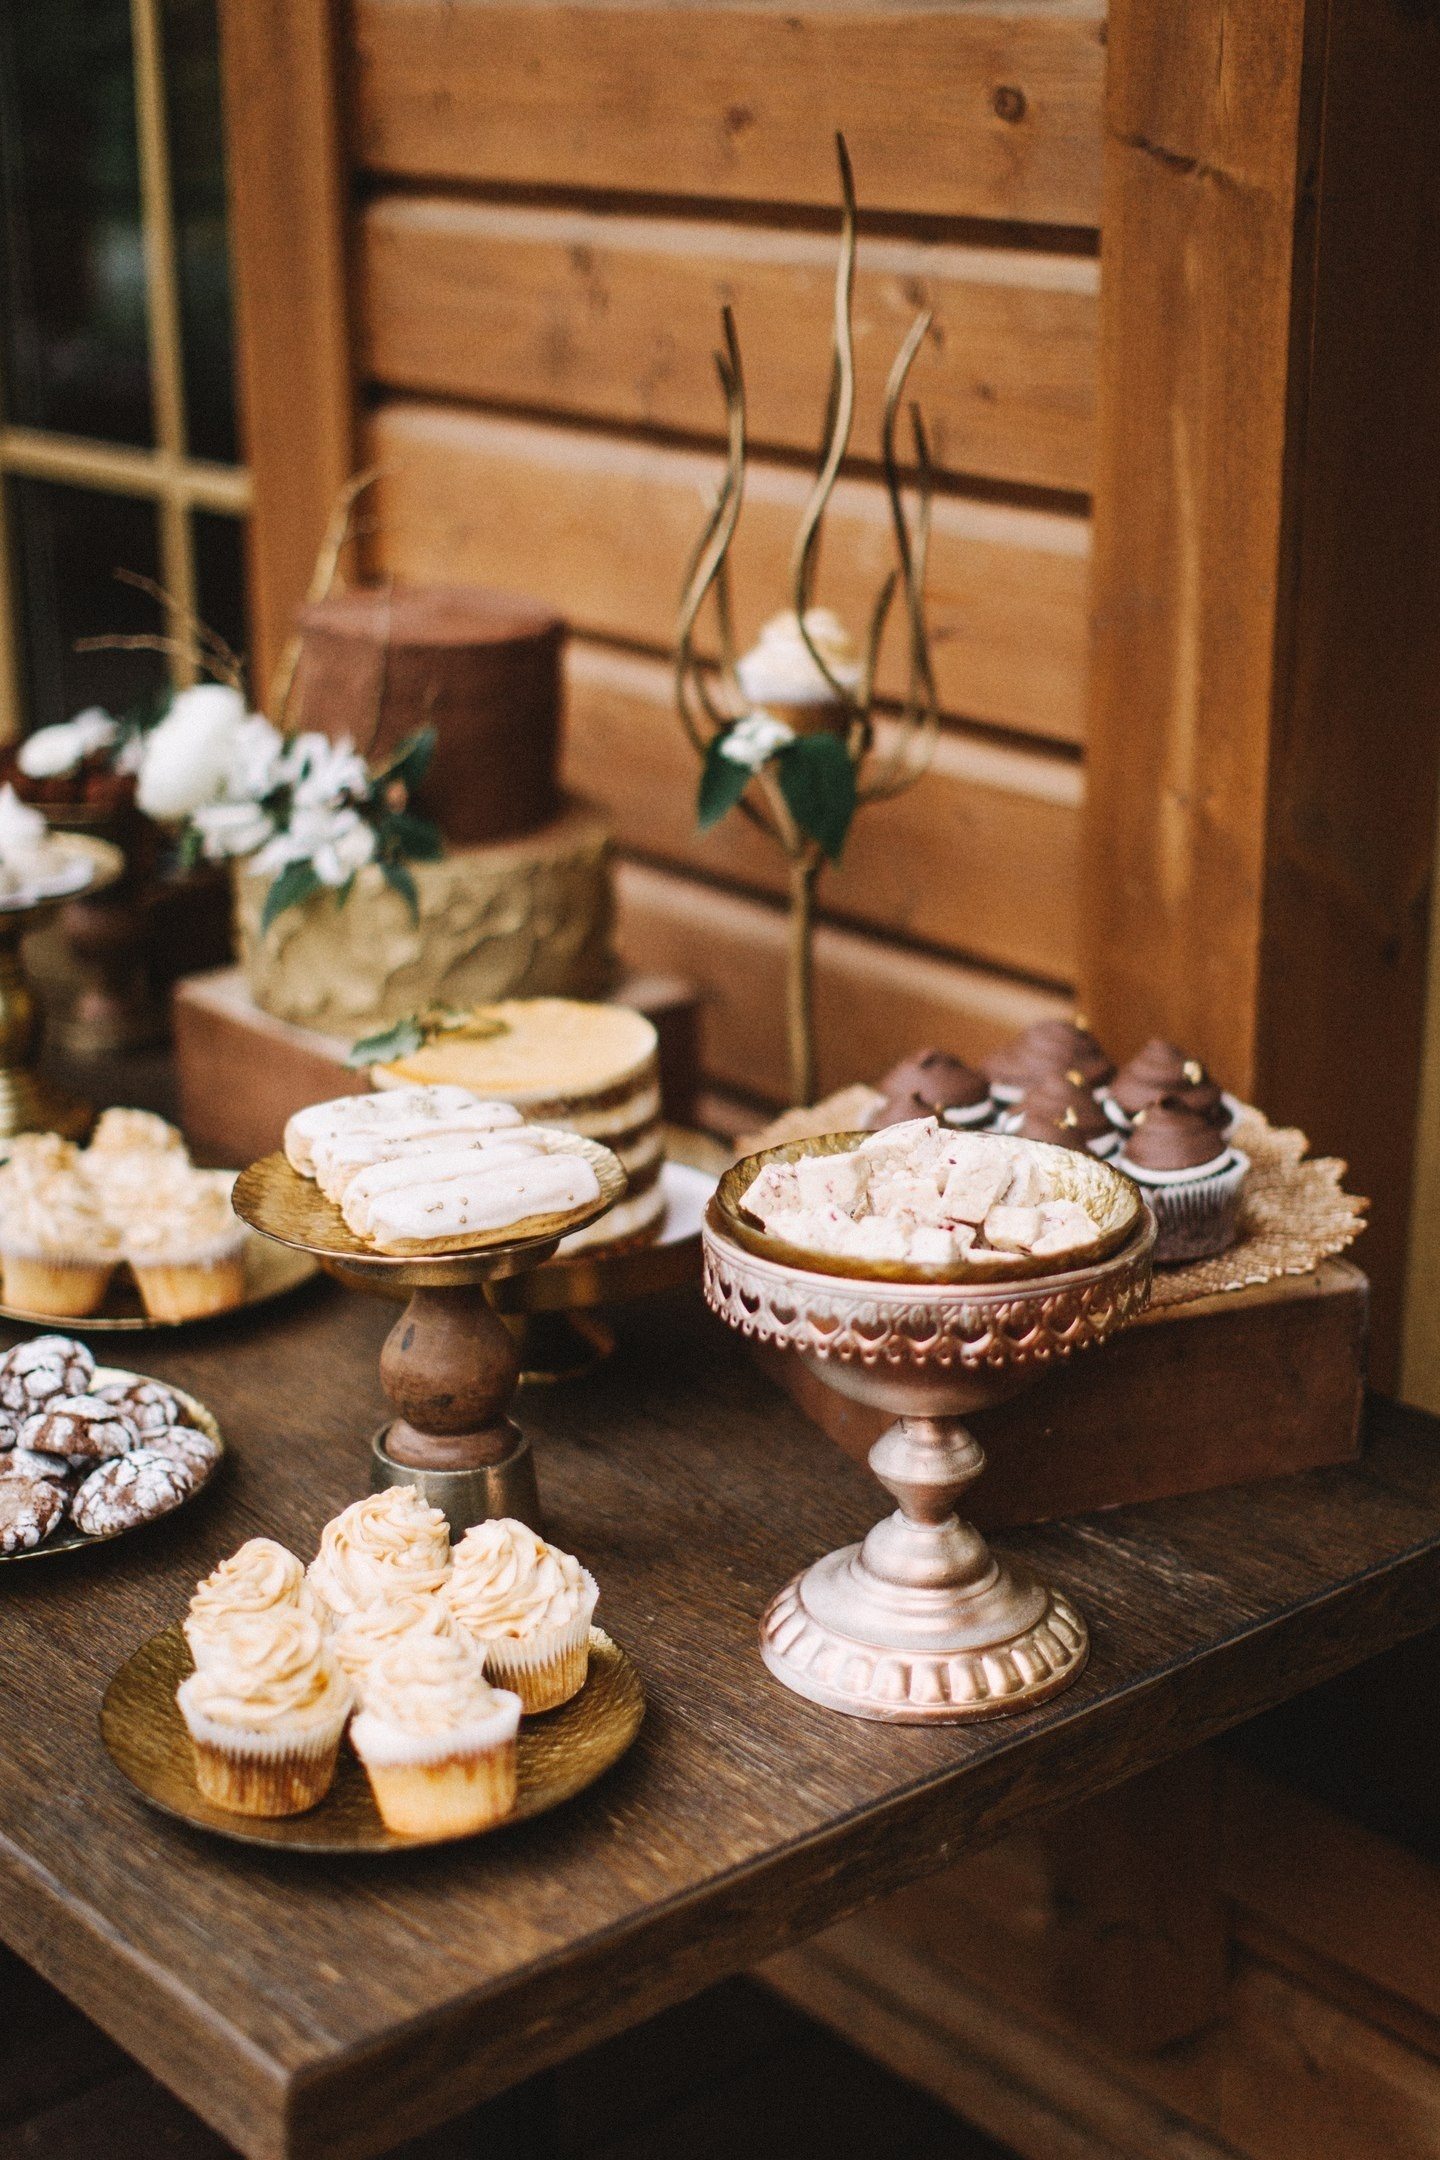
[940,1155,1014,1225]
[761,1205,851,1254]
[340,1138,550,1236]
[866,1167,947,1226]
[312,1111,530,1199]
[740,1161,801,1225]
[794,1150,870,1212]
[835,1215,911,1263]
[982,1204,1045,1252]
[284,1086,493,1173]
[858,1117,939,1156]
[1029,1200,1103,1260]
[363,1153,602,1252]
[906,1224,968,1267]
[1001,1153,1047,1209]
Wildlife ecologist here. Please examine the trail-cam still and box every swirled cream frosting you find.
[88,1108,188,1159]
[179,1608,351,1732]
[447,1517,596,1643]
[123,1168,245,1264]
[331,1589,454,1687]
[355,1631,497,1735]
[186,1538,319,1662]
[0,1167,120,1259]
[307,1488,453,1620]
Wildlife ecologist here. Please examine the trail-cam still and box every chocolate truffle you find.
[871,1090,946,1131]
[982,1019,1114,1094]
[1121,1098,1228,1172]
[1015,1106,1091,1153]
[876,1048,989,1116]
[1111,1038,1225,1124]
[1013,1073,1113,1146]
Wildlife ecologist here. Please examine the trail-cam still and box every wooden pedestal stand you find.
[233,1143,626,1535]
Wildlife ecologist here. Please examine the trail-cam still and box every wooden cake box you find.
[757,1259,1367,1527]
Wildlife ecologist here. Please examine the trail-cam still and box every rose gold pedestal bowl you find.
[702,1137,1155,1723]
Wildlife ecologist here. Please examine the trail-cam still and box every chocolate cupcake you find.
[1107,1038,1235,1132]
[874,1049,992,1131]
[982,1019,1114,1103]
[1007,1074,1118,1157]
[1117,1097,1249,1263]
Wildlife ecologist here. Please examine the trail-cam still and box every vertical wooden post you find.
[216,0,357,698]
[1083,0,1440,1386]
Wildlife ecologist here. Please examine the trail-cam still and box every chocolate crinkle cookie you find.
[140,1423,219,1482]
[92,1376,186,1435]
[0,1445,73,1490]
[71,1449,194,1537]
[0,1473,65,1553]
[0,1334,94,1414]
[17,1395,140,1466]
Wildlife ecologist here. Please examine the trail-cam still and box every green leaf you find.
[373,726,437,796]
[379,809,444,862]
[381,857,420,924]
[261,858,321,932]
[347,1015,424,1068]
[777,733,857,860]
[697,734,754,831]
[175,825,203,873]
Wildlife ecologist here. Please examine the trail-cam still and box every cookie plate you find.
[101,1624,644,1851]
[0,1367,223,1562]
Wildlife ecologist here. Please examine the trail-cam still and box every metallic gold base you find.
[760,1557,1087,1722]
[370,1425,542,1536]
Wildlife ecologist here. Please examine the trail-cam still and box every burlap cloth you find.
[737,1091,1368,1314]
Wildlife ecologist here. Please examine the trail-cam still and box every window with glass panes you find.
[0,0,249,740]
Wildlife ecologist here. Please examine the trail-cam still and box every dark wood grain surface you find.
[3,1281,1440,2160]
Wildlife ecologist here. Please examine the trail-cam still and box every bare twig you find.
[269,467,388,725]
[74,632,245,692]
[789,134,861,713]
[112,568,246,687]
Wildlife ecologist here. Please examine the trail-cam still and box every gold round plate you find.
[101,1624,645,1852]
[233,1143,628,1274]
[714,1129,1145,1288]
[0,1233,318,1333]
[0,832,124,918]
[1,1368,223,1563]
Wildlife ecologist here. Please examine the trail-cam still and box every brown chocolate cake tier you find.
[292,584,564,847]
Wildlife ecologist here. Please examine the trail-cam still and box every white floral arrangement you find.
[130,684,442,929]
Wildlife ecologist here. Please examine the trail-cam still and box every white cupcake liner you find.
[176,1679,352,1759]
[1118,1147,1250,1263]
[350,1689,522,1768]
[996,1110,1119,1158]
[459,1583,598,1707]
[939,1100,995,1131]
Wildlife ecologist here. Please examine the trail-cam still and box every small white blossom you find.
[17,708,119,780]
[283,732,371,809]
[718,711,797,770]
[225,716,287,802]
[191,800,276,861]
[252,804,376,888]
[136,683,248,821]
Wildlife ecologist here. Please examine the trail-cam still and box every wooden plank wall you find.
[347,0,1106,1111]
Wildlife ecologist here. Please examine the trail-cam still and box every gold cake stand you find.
[703,1133,1155,1723]
[0,834,124,1140]
[233,1142,626,1535]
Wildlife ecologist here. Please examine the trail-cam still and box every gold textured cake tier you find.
[233,801,616,1035]
[372,997,664,1257]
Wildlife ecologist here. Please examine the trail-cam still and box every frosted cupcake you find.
[176,1607,353,1817]
[0,1161,120,1317]
[123,1168,248,1321]
[331,1588,454,1700]
[185,1537,322,1668]
[446,1517,597,1712]
[734,608,861,736]
[85,1109,192,1226]
[349,1632,521,1836]
[307,1487,452,1624]
[1116,1099,1249,1263]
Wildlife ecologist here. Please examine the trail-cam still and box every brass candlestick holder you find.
[233,1143,626,1535]
[0,834,124,1140]
[703,1137,1155,1722]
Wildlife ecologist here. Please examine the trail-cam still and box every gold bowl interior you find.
[714,1128,1145,1287]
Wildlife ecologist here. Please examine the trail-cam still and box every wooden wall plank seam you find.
[360,196,1100,496]
[368,402,1091,744]
[350,2,1107,228]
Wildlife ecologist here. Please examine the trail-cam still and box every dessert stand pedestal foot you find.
[234,1139,626,1536]
[760,1416,1087,1722]
[702,1166,1154,1725]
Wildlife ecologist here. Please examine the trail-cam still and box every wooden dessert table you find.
[4,1281,1440,2160]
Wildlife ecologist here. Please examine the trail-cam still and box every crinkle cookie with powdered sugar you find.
[0,1333,94,1414]
[17,1395,140,1466]
[140,1422,220,1482]
[93,1375,186,1436]
[0,1473,65,1553]
[0,1445,73,1489]
[71,1448,194,1537]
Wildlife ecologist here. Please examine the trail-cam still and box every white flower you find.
[735,608,862,707]
[225,716,287,802]
[191,800,276,860]
[17,708,119,779]
[252,804,376,889]
[718,711,797,770]
[282,732,371,809]
[136,683,248,821]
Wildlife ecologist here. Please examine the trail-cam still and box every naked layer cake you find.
[370,999,664,1255]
